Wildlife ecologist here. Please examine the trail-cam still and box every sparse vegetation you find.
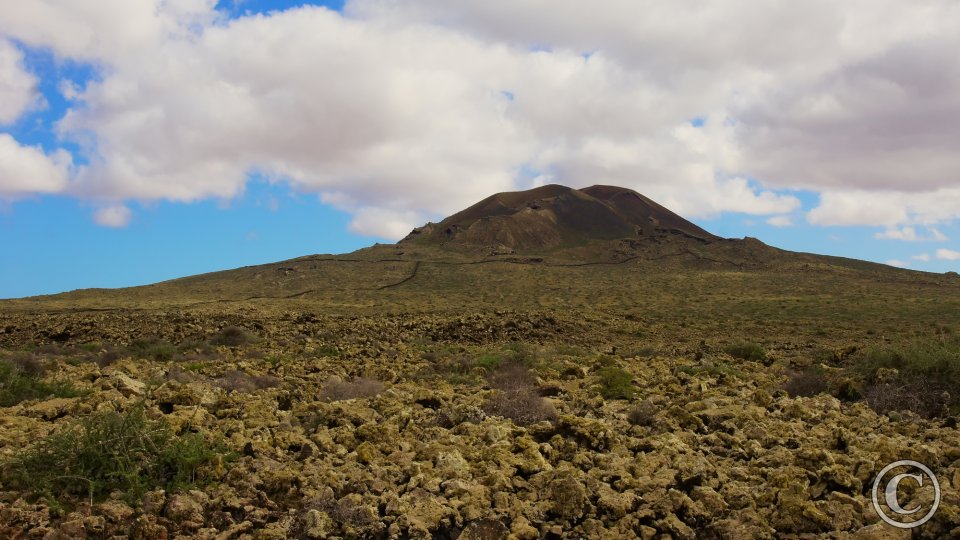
[128,338,177,362]
[97,349,123,368]
[216,369,280,393]
[723,342,767,362]
[487,360,537,392]
[318,377,384,401]
[209,326,250,347]
[855,338,960,417]
[781,367,829,398]
[483,388,557,426]
[1,405,229,504]
[0,358,81,407]
[482,361,556,426]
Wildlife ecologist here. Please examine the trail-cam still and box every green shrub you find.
[858,338,960,385]
[1,406,229,504]
[128,338,177,361]
[724,342,767,362]
[0,359,81,407]
[595,366,636,400]
[855,337,960,417]
[475,353,503,372]
[475,344,537,373]
[315,345,340,358]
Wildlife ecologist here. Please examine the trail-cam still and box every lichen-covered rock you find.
[164,491,208,526]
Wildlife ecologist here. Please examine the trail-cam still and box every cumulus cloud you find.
[0,134,71,197]
[766,215,793,228]
[885,259,909,268]
[347,206,425,238]
[807,189,960,227]
[912,253,931,261]
[0,39,38,124]
[937,249,960,261]
[0,0,959,236]
[875,227,950,242]
[92,204,132,227]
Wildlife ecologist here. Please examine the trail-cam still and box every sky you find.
[1,1,959,298]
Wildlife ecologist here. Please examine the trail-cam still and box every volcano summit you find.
[402,184,716,251]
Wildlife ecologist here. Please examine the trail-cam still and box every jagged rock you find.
[111,373,145,397]
[164,491,208,525]
[299,510,334,539]
[23,397,78,420]
[548,471,589,520]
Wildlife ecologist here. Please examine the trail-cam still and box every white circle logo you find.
[871,460,941,529]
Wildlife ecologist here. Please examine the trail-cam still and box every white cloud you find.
[347,206,424,238]
[885,259,909,268]
[912,253,931,261]
[875,227,920,241]
[936,249,960,261]
[0,1,958,237]
[875,227,950,242]
[808,189,960,227]
[0,134,71,197]
[766,215,793,227]
[92,204,132,227]
[0,39,38,124]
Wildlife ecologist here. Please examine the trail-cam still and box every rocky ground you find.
[0,308,957,539]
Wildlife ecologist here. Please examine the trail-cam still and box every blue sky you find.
[1,1,959,298]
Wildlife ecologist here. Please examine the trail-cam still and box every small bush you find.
[79,342,102,353]
[724,343,767,362]
[168,366,200,384]
[595,366,636,400]
[488,361,537,392]
[128,338,177,362]
[862,378,953,419]
[10,353,46,377]
[483,389,557,426]
[97,350,123,368]
[34,344,62,355]
[216,370,280,393]
[1,406,229,504]
[782,368,829,398]
[318,377,384,402]
[627,399,657,426]
[209,326,249,347]
[175,340,218,358]
[475,353,503,372]
[0,359,81,407]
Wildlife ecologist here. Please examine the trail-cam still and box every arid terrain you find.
[1,186,959,539]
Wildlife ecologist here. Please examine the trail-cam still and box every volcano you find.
[401,184,715,251]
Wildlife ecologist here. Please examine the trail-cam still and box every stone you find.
[300,510,334,539]
[112,373,146,397]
